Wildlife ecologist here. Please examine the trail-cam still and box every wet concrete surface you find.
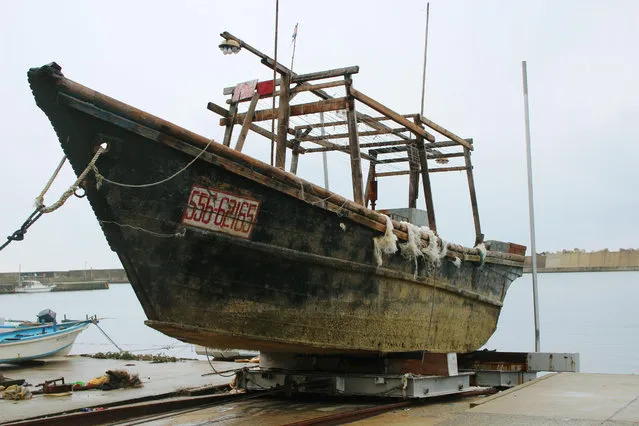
[0,356,249,424]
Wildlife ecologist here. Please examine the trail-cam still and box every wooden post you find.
[364,151,378,209]
[234,92,260,152]
[290,138,301,175]
[222,102,238,147]
[464,146,483,245]
[408,144,420,208]
[345,76,364,205]
[415,117,437,232]
[276,73,290,169]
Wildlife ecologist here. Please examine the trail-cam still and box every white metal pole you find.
[522,60,541,352]
[420,3,430,117]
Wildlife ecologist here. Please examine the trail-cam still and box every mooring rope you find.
[35,147,105,214]
[92,139,214,189]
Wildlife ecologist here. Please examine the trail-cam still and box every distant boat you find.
[0,310,91,364]
[14,280,55,293]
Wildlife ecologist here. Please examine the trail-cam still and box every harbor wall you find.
[0,269,128,285]
[524,249,639,273]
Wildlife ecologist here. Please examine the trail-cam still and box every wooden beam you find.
[207,102,300,151]
[290,66,359,84]
[276,73,290,169]
[290,140,301,175]
[364,151,378,209]
[234,92,260,152]
[430,166,468,173]
[222,102,238,147]
[220,97,348,126]
[419,115,473,150]
[376,157,409,164]
[345,78,364,206]
[290,80,345,94]
[299,127,408,142]
[376,166,467,177]
[349,88,436,142]
[408,142,420,209]
[464,147,483,245]
[415,117,437,232]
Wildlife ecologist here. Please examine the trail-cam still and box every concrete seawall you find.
[524,249,639,273]
[0,268,128,285]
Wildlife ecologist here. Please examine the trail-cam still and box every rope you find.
[99,220,186,238]
[91,320,124,352]
[0,208,43,252]
[35,147,105,214]
[93,139,213,189]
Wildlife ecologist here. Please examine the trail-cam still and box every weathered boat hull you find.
[28,63,524,354]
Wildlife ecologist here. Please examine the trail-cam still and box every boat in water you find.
[0,310,92,363]
[28,32,525,355]
[14,280,55,293]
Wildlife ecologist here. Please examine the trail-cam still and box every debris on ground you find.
[83,351,178,363]
[2,385,32,400]
[74,370,143,391]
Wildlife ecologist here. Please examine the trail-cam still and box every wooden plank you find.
[276,73,290,169]
[364,151,378,209]
[349,88,436,142]
[464,147,483,245]
[290,140,301,175]
[222,102,238,147]
[234,92,260,152]
[376,157,409,164]
[290,66,359,84]
[420,114,473,150]
[206,102,300,151]
[415,117,437,232]
[290,80,346,94]
[430,166,468,173]
[345,78,364,205]
[376,170,411,177]
[377,165,467,177]
[408,142,420,208]
[299,127,408,142]
[219,97,348,126]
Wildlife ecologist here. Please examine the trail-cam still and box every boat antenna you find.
[522,60,541,352]
[420,2,430,116]
[270,0,280,167]
[290,23,299,71]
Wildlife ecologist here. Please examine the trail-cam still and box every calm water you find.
[1,272,637,374]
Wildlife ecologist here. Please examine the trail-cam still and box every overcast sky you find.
[0,0,637,273]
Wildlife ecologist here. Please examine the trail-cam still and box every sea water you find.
[1,272,637,373]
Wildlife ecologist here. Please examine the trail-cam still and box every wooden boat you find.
[0,318,91,363]
[28,32,525,355]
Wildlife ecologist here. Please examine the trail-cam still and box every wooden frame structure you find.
[207,32,483,243]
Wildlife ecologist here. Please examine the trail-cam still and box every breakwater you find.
[524,249,639,273]
[0,269,127,293]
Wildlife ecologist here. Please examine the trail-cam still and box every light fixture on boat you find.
[219,39,241,55]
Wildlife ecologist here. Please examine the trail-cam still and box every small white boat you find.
[14,280,55,293]
[0,310,91,363]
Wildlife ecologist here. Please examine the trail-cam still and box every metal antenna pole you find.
[522,60,540,352]
[270,0,280,166]
[420,2,430,116]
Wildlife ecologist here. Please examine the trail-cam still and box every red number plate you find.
[182,184,260,239]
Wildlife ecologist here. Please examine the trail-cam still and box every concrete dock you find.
[2,362,638,424]
[0,356,249,424]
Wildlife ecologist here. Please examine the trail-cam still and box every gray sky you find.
[1,0,637,272]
